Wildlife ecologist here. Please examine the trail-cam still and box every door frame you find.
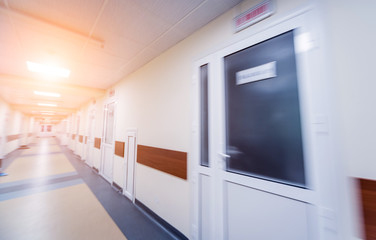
[85,104,96,167]
[0,106,8,159]
[74,112,81,155]
[123,129,138,203]
[191,11,337,240]
[100,98,117,183]
[191,54,216,240]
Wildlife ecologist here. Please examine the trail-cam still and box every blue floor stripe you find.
[0,171,78,189]
[19,151,63,157]
[0,178,84,202]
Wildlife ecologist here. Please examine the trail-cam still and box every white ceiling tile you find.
[0,49,30,77]
[94,0,172,46]
[99,35,145,60]
[17,28,83,63]
[136,0,204,24]
[7,0,104,35]
[0,12,20,46]
[107,47,159,85]
[81,46,127,69]
[148,29,186,54]
[68,62,113,89]
[93,1,145,38]
[174,0,243,35]
[0,0,242,116]
[0,84,90,110]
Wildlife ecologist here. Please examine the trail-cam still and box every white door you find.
[123,130,137,201]
[0,106,8,159]
[86,109,96,167]
[74,116,80,154]
[101,101,115,182]
[193,17,322,240]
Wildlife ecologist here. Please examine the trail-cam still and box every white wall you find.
[80,104,89,161]
[57,119,68,145]
[76,110,84,157]
[315,1,376,238]
[0,98,9,158]
[60,0,374,238]
[0,97,32,156]
[322,0,376,180]
[26,117,36,145]
[110,0,310,236]
[67,114,75,150]
[93,97,104,169]
[4,110,23,155]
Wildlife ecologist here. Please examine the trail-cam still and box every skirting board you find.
[135,199,188,240]
[112,182,123,193]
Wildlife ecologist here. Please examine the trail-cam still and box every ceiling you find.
[0,0,243,122]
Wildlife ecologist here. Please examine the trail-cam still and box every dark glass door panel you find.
[224,30,305,187]
[200,64,209,167]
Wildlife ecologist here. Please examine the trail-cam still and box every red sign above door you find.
[234,0,275,32]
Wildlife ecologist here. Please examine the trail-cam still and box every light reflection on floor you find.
[0,137,127,240]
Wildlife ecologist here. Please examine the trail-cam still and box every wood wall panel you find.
[137,145,187,180]
[360,178,376,240]
[79,135,83,143]
[7,134,22,142]
[115,141,125,157]
[359,179,376,240]
[94,138,101,149]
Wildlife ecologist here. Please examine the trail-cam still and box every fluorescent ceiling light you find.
[38,103,57,107]
[40,111,55,114]
[27,61,70,78]
[34,91,61,97]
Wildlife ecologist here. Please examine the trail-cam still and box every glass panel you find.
[88,112,94,140]
[76,117,80,136]
[200,64,209,167]
[104,102,115,144]
[224,30,305,187]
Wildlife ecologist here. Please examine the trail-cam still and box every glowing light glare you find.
[26,61,70,78]
[295,32,314,53]
[34,91,61,97]
[37,103,57,107]
[40,111,55,115]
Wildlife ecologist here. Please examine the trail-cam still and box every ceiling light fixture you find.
[38,103,57,107]
[27,61,70,78]
[34,91,61,97]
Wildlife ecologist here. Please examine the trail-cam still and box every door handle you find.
[218,152,230,158]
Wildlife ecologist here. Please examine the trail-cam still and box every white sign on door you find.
[236,61,277,85]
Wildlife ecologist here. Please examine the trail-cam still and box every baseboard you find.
[92,167,99,173]
[18,145,30,149]
[112,182,123,192]
[135,199,188,240]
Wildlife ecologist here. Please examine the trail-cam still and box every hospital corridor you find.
[0,137,177,240]
[0,0,375,239]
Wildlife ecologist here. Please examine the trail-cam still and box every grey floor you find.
[59,145,181,240]
[1,140,181,240]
